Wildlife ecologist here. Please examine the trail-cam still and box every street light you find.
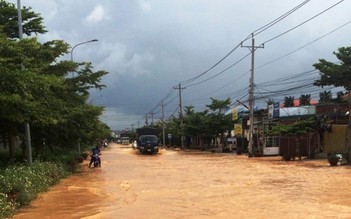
[71,39,98,61]
[70,39,98,76]
[70,39,98,154]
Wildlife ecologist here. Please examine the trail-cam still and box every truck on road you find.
[121,136,130,145]
[136,128,159,154]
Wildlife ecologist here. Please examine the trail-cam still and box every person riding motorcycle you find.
[88,144,101,168]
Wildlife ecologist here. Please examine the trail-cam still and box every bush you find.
[0,150,25,168]
[81,152,89,160]
[0,192,17,219]
[36,148,87,172]
[0,161,70,218]
[0,147,87,218]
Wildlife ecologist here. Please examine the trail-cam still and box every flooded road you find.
[13,143,351,219]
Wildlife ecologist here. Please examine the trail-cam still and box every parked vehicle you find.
[223,137,236,152]
[136,128,159,154]
[121,137,130,145]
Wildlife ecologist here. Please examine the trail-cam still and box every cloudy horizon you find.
[9,0,351,130]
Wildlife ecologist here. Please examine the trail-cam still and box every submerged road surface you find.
[13,143,351,219]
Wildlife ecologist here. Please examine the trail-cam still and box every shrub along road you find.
[13,143,351,219]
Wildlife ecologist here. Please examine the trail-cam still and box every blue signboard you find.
[273,102,279,118]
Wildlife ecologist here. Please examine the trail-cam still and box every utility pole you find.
[149,112,155,125]
[17,0,32,165]
[241,34,264,157]
[174,83,186,149]
[145,114,149,126]
[161,101,166,147]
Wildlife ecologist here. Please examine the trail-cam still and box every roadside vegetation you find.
[0,145,102,218]
[0,1,110,218]
[0,160,69,218]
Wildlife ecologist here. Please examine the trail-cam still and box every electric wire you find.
[179,0,312,86]
[256,20,351,70]
[147,87,176,115]
[135,0,346,126]
[144,1,316,117]
[186,52,251,87]
[180,42,242,85]
[248,0,311,39]
[191,19,349,103]
[262,0,344,45]
[200,70,250,98]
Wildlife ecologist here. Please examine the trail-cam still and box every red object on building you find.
[280,99,318,108]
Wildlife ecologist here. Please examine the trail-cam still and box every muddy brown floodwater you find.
[12,143,351,219]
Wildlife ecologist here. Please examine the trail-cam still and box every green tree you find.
[0,0,47,38]
[313,47,351,162]
[284,96,295,107]
[164,116,182,147]
[205,98,232,147]
[313,47,351,124]
[299,94,311,106]
[335,91,346,103]
[313,47,351,89]
[0,1,109,160]
[206,97,230,113]
[319,90,333,103]
[183,106,209,148]
[168,98,232,149]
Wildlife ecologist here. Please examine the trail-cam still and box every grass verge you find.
[0,150,86,218]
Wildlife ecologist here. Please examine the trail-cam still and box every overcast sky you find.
[10,0,351,130]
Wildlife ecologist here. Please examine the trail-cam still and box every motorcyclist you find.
[88,144,101,168]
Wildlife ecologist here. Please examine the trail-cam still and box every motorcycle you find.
[91,153,101,168]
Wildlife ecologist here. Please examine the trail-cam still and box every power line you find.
[182,18,350,103]
[186,52,251,87]
[249,0,311,38]
[147,87,176,114]
[262,0,345,45]
[144,1,316,116]
[135,1,346,125]
[180,42,242,85]
[256,20,351,70]
[180,0,312,86]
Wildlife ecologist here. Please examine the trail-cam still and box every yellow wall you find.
[323,125,348,153]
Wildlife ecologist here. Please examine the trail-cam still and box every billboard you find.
[234,123,242,136]
[268,102,280,119]
[232,107,238,121]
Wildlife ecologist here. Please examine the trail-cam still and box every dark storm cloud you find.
[9,0,351,129]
